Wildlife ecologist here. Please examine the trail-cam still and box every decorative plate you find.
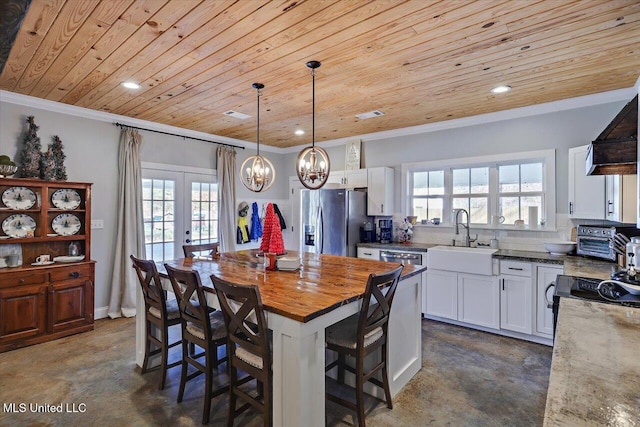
[2,214,36,238]
[51,189,81,210]
[52,213,81,236]
[2,187,36,210]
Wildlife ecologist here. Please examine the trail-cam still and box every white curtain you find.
[217,146,236,253]
[108,128,145,318]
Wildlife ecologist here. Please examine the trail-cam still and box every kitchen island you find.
[543,297,640,426]
[137,250,424,427]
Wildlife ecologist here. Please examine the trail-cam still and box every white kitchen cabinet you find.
[426,269,499,329]
[499,261,532,335]
[605,174,637,223]
[535,265,563,338]
[425,269,458,320]
[457,273,500,329]
[356,247,379,260]
[346,169,368,189]
[367,167,394,216]
[568,145,606,219]
[325,170,345,187]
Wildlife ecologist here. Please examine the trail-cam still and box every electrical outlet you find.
[90,219,104,229]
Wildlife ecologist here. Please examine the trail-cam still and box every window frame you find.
[401,149,556,230]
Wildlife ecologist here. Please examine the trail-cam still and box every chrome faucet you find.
[453,208,477,247]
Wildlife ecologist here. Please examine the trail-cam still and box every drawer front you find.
[50,265,91,282]
[500,260,532,277]
[0,272,47,288]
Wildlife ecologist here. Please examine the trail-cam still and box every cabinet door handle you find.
[607,200,613,215]
[381,204,384,213]
[70,272,80,278]
[569,202,573,215]
[501,278,505,291]
[508,267,524,271]
[364,252,372,256]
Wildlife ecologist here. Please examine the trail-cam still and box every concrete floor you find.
[0,318,552,426]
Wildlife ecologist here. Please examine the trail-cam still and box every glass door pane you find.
[185,173,218,246]
[142,170,182,262]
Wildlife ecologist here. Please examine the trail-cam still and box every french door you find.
[142,165,218,262]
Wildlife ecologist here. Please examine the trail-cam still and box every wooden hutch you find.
[0,178,94,353]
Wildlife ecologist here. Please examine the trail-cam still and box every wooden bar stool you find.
[183,242,220,258]
[130,255,182,390]
[165,265,228,424]
[210,274,272,427]
[325,265,404,427]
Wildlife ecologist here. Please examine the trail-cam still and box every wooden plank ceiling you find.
[1,0,639,148]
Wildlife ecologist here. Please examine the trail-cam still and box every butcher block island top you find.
[161,250,424,323]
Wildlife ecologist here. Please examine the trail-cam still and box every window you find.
[498,163,543,225]
[411,170,444,221]
[402,149,556,229]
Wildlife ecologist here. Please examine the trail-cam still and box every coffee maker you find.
[378,219,393,244]
[359,220,376,243]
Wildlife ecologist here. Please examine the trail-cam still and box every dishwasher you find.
[379,250,425,266]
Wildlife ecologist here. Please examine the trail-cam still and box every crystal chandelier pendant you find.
[296,60,331,190]
[240,83,275,192]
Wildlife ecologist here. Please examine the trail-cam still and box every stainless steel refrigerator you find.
[300,189,368,257]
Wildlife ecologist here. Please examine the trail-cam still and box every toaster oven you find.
[576,225,640,261]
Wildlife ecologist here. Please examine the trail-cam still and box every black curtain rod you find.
[114,122,244,150]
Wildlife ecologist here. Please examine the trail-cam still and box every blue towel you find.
[249,202,263,240]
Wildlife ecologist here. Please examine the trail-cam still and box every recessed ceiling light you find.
[491,85,511,94]
[294,129,305,136]
[122,81,140,90]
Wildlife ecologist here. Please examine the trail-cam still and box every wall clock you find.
[52,213,81,236]
[51,188,81,210]
[2,186,36,210]
[2,214,36,238]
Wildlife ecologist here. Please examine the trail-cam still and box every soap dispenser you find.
[490,232,499,249]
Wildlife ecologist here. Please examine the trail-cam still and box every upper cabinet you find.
[569,145,637,222]
[367,167,394,216]
[325,169,368,189]
[568,145,606,219]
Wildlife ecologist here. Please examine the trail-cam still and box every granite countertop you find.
[543,298,640,426]
[357,243,622,279]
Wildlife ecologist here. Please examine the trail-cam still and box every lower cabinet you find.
[499,260,533,335]
[356,247,380,260]
[426,269,499,329]
[0,263,94,352]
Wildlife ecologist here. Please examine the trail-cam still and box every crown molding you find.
[282,86,637,153]
[0,90,289,154]
[1,85,635,156]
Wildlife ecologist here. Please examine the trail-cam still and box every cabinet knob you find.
[70,272,80,278]
[19,279,25,284]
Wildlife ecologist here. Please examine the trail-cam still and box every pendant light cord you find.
[256,86,261,156]
[311,67,315,150]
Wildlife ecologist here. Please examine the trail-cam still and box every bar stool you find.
[183,242,220,258]
[165,265,228,424]
[210,274,272,427]
[130,255,182,390]
[325,265,404,427]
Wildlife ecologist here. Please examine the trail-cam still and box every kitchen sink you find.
[427,245,497,275]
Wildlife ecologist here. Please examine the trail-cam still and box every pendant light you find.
[240,83,275,192]
[296,60,330,189]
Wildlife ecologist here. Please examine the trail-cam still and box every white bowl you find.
[544,241,576,255]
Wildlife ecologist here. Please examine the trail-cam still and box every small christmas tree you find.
[40,146,56,181]
[20,116,42,178]
[260,203,285,255]
[51,135,67,181]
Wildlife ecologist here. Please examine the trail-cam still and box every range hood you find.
[586,95,638,175]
